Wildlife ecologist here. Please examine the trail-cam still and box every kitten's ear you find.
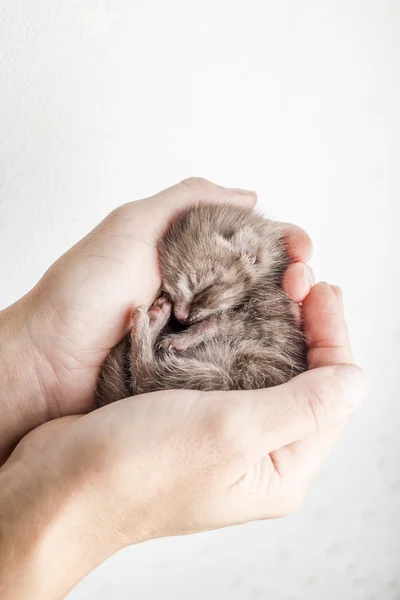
[229,229,256,264]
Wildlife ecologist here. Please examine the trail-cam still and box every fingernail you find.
[330,284,342,295]
[304,264,315,290]
[330,284,343,297]
[229,188,257,196]
[335,364,369,410]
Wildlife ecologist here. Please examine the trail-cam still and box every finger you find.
[303,282,352,368]
[282,262,315,303]
[269,283,353,488]
[235,364,367,457]
[278,223,313,263]
[149,177,257,213]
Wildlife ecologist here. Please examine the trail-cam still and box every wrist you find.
[0,440,125,599]
[0,296,56,463]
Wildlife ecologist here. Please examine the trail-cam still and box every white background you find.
[1,1,399,599]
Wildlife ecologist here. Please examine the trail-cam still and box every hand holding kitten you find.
[0,179,367,600]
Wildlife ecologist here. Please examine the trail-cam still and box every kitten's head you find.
[158,210,287,324]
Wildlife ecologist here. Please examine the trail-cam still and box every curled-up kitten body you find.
[95,204,308,407]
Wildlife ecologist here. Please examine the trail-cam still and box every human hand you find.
[0,282,367,599]
[0,178,313,459]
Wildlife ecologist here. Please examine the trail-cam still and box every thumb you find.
[246,364,368,455]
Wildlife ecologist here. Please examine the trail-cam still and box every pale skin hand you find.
[0,177,313,462]
[0,283,368,600]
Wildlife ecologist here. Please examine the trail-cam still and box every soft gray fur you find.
[95,204,307,406]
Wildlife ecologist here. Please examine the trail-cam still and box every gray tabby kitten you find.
[95,204,307,406]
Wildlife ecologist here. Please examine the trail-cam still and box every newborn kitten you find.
[95,204,307,406]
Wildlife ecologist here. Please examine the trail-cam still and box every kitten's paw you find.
[131,306,150,334]
[159,332,197,352]
[149,295,172,331]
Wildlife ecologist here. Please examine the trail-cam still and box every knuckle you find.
[180,176,209,191]
[105,203,130,225]
[302,376,339,433]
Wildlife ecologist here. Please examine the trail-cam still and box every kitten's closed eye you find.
[221,228,235,240]
[195,284,213,298]
[163,291,173,303]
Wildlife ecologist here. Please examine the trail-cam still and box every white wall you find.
[1,1,399,598]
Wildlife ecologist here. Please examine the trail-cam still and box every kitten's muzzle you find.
[174,301,208,324]
[174,306,201,325]
[174,304,191,324]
